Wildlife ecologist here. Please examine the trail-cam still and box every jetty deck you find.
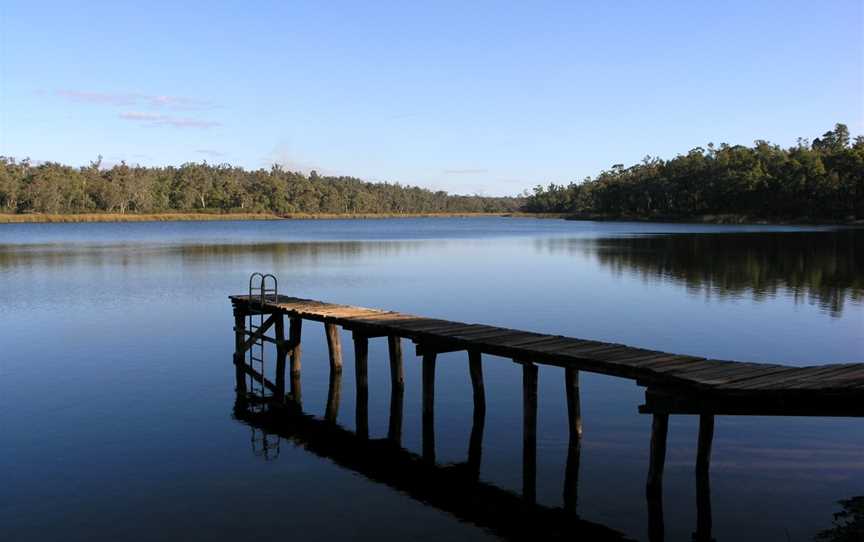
[229,294,863,408]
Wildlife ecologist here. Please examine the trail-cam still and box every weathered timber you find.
[233,307,247,394]
[423,351,437,463]
[388,335,404,389]
[646,413,669,542]
[388,382,404,445]
[468,351,486,415]
[275,314,287,401]
[325,368,341,423]
[325,322,343,372]
[694,414,714,542]
[523,362,538,504]
[563,367,582,515]
[353,331,369,439]
[289,317,302,404]
[230,295,864,409]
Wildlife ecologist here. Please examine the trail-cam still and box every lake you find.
[1,217,862,541]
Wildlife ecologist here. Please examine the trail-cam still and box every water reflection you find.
[0,240,433,269]
[537,231,863,317]
[232,388,632,541]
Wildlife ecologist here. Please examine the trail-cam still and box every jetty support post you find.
[646,412,669,542]
[232,305,248,395]
[422,351,437,463]
[353,331,369,439]
[387,335,404,444]
[520,359,539,504]
[563,367,582,514]
[325,365,342,423]
[694,414,715,542]
[289,317,302,404]
[325,323,343,374]
[274,313,287,402]
[467,350,486,480]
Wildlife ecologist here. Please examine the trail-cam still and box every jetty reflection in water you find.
[231,371,631,541]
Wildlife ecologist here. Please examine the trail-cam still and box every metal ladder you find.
[247,273,278,410]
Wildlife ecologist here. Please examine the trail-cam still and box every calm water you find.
[1,218,862,541]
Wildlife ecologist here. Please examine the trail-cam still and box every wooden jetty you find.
[230,291,863,542]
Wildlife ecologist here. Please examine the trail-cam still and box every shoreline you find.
[0,211,856,226]
[0,211,559,224]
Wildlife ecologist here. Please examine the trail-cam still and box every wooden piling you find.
[565,368,582,441]
[233,307,247,395]
[468,350,486,415]
[274,314,287,402]
[325,367,342,423]
[646,413,669,542]
[354,332,369,439]
[695,414,714,542]
[563,367,583,513]
[468,386,486,481]
[522,361,538,504]
[388,385,404,445]
[422,351,437,463]
[289,317,302,404]
[388,335,404,390]
[325,323,343,373]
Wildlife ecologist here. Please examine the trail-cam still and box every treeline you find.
[524,123,863,220]
[0,159,521,215]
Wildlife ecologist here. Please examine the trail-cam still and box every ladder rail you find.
[245,272,279,410]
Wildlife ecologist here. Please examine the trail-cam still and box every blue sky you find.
[1,1,862,195]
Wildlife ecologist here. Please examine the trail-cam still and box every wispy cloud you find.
[56,90,213,110]
[119,111,221,129]
[56,90,138,106]
[196,149,227,157]
[443,168,488,174]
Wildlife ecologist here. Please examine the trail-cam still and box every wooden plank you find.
[456,329,539,345]
[629,354,704,368]
[678,364,795,386]
[723,365,858,391]
[517,337,586,352]
[409,322,485,335]
[476,332,552,348]
[791,366,864,389]
[446,326,520,339]
[557,343,628,357]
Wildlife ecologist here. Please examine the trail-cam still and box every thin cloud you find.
[56,90,213,109]
[56,90,138,106]
[119,111,221,129]
[196,149,227,157]
[443,168,489,174]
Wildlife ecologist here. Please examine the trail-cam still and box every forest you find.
[1,123,861,220]
[524,123,863,221]
[0,159,520,215]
